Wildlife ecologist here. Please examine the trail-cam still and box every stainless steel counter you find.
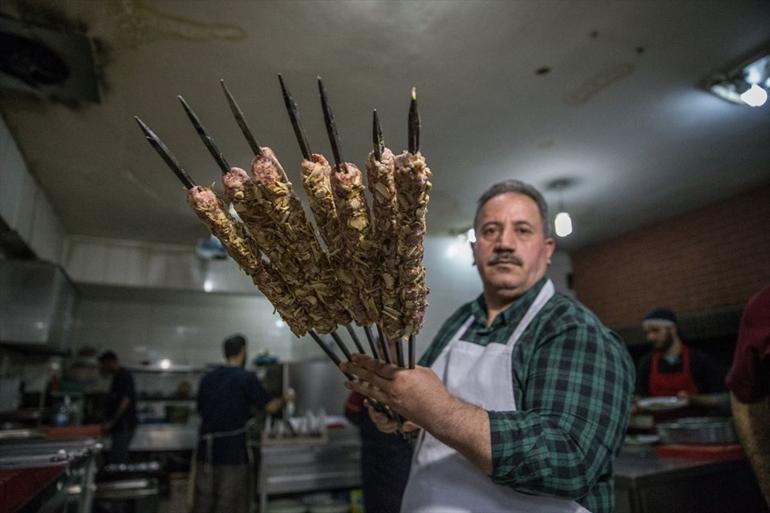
[614,446,767,513]
[257,427,361,511]
[128,424,198,452]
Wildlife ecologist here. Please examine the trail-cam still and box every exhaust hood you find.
[0,259,76,353]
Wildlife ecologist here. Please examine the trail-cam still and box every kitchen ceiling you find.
[1,0,769,251]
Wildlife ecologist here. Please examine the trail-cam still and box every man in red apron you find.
[635,308,727,411]
[343,180,635,513]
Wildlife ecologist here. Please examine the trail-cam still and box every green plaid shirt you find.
[419,278,635,513]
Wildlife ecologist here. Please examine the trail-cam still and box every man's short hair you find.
[98,350,118,364]
[474,180,551,237]
[223,334,247,358]
[642,308,677,328]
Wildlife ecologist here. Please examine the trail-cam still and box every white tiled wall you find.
[70,238,572,367]
[71,293,299,368]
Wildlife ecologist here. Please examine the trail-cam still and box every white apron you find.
[400,280,590,513]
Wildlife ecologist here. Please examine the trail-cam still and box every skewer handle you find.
[363,325,381,360]
[330,331,353,361]
[408,334,416,369]
[345,324,366,355]
[308,330,353,379]
[395,339,405,368]
[376,324,394,365]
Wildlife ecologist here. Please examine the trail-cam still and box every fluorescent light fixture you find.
[554,212,573,237]
[203,278,213,292]
[705,51,769,107]
[466,228,476,243]
[740,83,768,107]
[274,319,285,328]
[159,359,171,369]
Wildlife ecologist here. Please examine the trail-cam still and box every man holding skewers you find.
[344,180,635,513]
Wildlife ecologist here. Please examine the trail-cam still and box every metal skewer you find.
[317,77,347,172]
[408,334,416,369]
[220,79,290,183]
[408,87,420,154]
[278,74,312,160]
[363,326,381,360]
[345,325,366,355]
[220,79,264,158]
[375,325,394,365]
[177,95,231,173]
[373,109,384,161]
[395,338,405,368]
[330,331,353,361]
[134,117,196,189]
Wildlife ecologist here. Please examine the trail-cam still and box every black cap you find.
[643,308,677,325]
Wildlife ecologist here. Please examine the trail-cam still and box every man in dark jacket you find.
[99,351,137,464]
[193,334,292,513]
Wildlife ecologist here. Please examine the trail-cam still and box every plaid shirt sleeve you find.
[488,307,635,504]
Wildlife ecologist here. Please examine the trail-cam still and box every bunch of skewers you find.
[135,76,431,388]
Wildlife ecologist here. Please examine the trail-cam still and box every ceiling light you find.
[159,359,171,370]
[705,50,769,107]
[466,228,476,243]
[554,212,573,238]
[546,178,576,239]
[740,83,768,108]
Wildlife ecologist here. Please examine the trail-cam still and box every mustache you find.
[488,251,522,266]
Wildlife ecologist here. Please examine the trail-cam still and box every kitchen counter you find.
[614,446,767,513]
[0,466,63,513]
[0,436,100,513]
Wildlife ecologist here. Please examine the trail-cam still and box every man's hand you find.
[341,354,452,430]
[365,399,421,434]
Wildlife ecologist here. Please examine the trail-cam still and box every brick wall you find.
[571,184,770,327]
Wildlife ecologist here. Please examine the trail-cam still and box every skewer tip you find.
[411,87,417,100]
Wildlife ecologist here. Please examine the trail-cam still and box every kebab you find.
[366,110,405,365]
[317,79,382,328]
[395,88,431,368]
[134,115,368,378]
[133,117,308,336]
[220,81,368,356]
[278,75,378,358]
[177,94,365,362]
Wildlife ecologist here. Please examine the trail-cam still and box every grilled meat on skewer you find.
[187,185,310,336]
[251,147,351,333]
[394,151,432,338]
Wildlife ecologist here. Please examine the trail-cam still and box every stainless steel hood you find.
[0,259,76,352]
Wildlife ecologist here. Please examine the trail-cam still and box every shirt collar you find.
[471,277,549,329]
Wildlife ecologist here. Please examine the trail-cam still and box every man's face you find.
[644,325,674,351]
[99,360,114,377]
[472,193,555,302]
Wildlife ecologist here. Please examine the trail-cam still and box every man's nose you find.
[496,225,516,250]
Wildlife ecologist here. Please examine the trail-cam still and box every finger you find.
[344,362,395,391]
[402,421,421,433]
[351,354,401,380]
[346,379,388,405]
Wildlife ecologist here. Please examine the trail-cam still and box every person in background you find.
[635,308,728,411]
[98,351,137,464]
[193,334,293,513]
[343,180,635,513]
[345,391,412,513]
[725,285,770,507]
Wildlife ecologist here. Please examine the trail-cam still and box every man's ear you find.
[470,241,477,266]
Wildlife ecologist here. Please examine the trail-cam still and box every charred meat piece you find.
[251,147,351,333]
[186,185,310,336]
[394,151,432,337]
[300,154,368,323]
[331,163,380,326]
[365,148,403,340]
